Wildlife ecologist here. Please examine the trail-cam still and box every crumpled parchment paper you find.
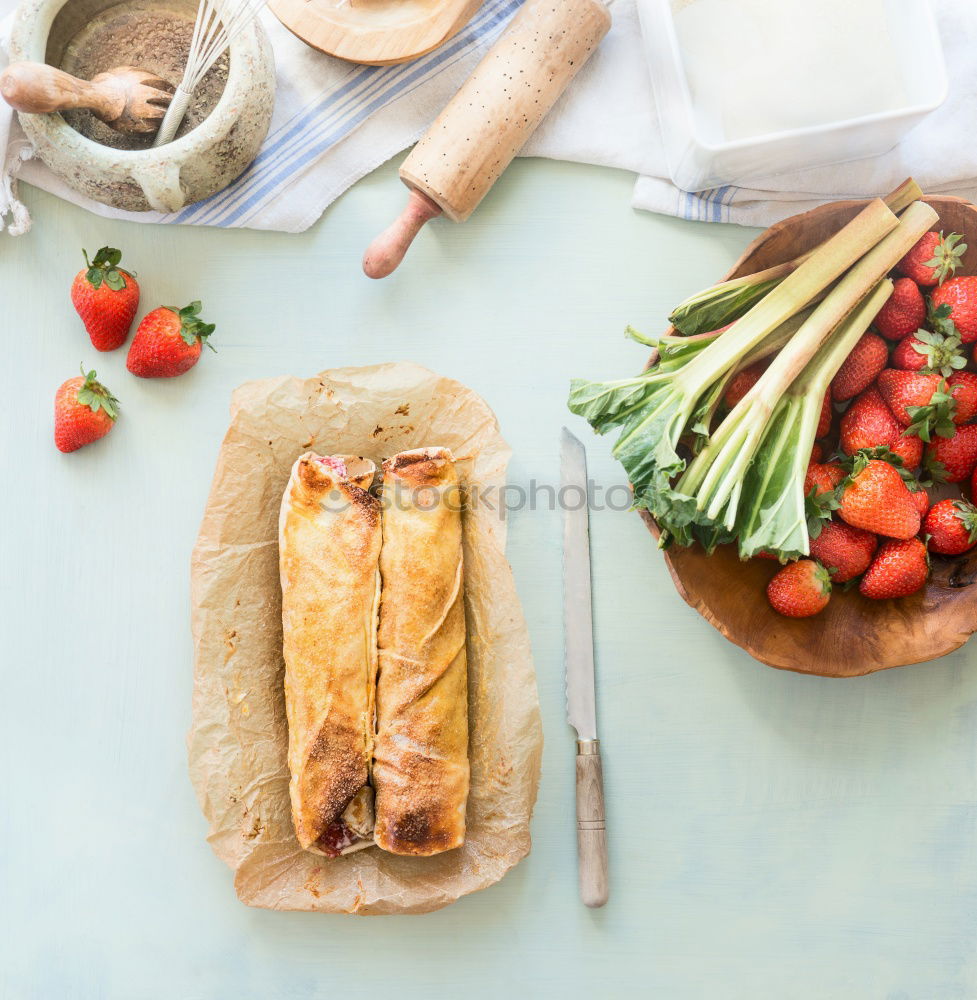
[188,363,543,914]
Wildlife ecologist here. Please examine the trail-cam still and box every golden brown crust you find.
[279,452,382,852]
[373,447,470,856]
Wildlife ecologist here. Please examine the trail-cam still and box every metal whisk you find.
[153,0,268,146]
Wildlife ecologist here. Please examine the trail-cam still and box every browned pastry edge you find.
[372,446,470,856]
[280,452,381,853]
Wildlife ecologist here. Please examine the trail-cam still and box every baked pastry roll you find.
[279,453,382,856]
[373,447,470,855]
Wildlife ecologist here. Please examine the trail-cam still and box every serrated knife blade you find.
[562,427,597,741]
[561,427,608,907]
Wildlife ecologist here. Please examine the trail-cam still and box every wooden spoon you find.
[0,62,174,135]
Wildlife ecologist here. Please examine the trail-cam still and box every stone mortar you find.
[9,0,275,212]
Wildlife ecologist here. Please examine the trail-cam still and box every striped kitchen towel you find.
[3,0,974,235]
[0,0,659,233]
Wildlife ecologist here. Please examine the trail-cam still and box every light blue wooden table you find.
[2,158,976,1000]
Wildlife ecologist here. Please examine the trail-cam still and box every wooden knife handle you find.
[0,62,120,119]
[576,739,608,908]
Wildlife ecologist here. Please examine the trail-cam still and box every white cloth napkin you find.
[633,0,977,227]
[0,0,973,234]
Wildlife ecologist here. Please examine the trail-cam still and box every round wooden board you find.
[268,0,485,66]
[648,195,977,677]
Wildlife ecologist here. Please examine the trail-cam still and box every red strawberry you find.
[859,538,929,599]
[839,388,902,455]
[54,366,119,452]
[930,277,977,343]
[766,560,832,618]
[890,433,924,470]
[924,498,977,555]
[126,301,215,378]
[872,277,925,341]
[837,457,921,539]
[972,464,977,502]
[831,332,888,402]
[891,336,929,372]
[876,369,956,439]
[809,520,878,583]
[891,328,966,374]
[724,361,767,409]
[816,389,832,438]
[896,231,966,287]
[804,461,845,497]
[70,246,139,351]
[947,371,977,424]
[910,485,930,517]
[926,424,977,483]
[810,442,824,463]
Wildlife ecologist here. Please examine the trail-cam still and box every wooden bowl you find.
[269,0,484,66]
[642,195,977,677]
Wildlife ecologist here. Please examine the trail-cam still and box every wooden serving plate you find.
[643,195,977,677]
[269,0,484,66]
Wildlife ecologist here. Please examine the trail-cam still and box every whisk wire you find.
[153,0,268,147]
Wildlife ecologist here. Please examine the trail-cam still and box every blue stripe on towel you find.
[711,185,728,222]
[677,184,737,224]
[722,184,738,221]
[172,0,521,227]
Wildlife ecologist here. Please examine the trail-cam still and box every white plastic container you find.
[637,0,948,192]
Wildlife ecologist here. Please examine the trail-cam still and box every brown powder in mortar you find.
[58,0,228,151]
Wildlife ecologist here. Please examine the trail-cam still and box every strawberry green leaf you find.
[75,365,119,420]
[83,246,129,291]
[840,446,924,490]
[911,328,966,376]
[951,500,977,544]
[904,381,957,442]
[97,248,121,269]
[927,301,960,340]
[168,301,217,350]
[842,447,897,472]
[924,454,948,485]
[805,485,839,540]
[923,231,967,285]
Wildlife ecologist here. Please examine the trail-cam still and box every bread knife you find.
[561,427,609,908]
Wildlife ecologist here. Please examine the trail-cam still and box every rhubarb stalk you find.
[734,282,894,558]
[676,201,937,531]
[668,178,924,335]
[577,198,898,498]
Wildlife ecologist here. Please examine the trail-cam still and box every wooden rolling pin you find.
[363,0,610,278]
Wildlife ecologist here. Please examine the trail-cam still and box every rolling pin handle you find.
[362,188,442,279]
